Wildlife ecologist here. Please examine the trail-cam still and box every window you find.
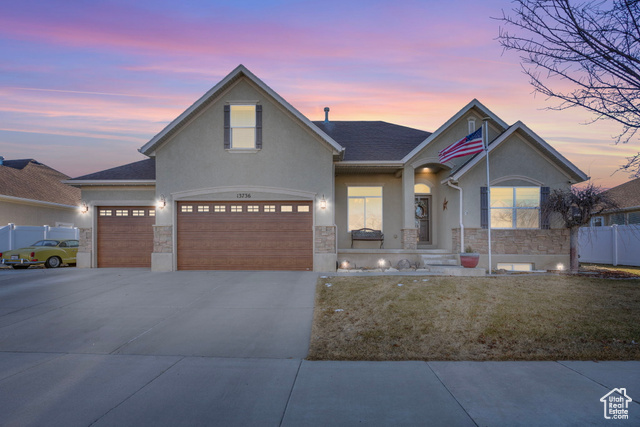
[468,118,476,134]
[414,183,431,194]
[149,209,156,217]
[264,205,276,212]
[247,205,259,212]
[629,212,640,225]
[214,205,226,212]
[297,205,310,213]
[348,186,383,231]
[281,205,293,212]
[115,209,129,217]
[132,210,145,216]
[490,187,539,229]
[609,213,625,225]
[197,205,210,213]
[497,262,533,272]
[181,205,193,213]
[99,209,112,216]
[591,216,604,227]
[231,205,242,212]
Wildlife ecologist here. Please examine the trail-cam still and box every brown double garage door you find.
[177,201,313,271]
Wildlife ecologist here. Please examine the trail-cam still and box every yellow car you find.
[0,239,78,269]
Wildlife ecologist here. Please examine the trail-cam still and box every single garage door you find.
[177,201,313,271]
[97,206,155,268]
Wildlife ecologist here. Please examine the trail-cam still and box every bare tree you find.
[497,0,640,176]
[542,184,618,272]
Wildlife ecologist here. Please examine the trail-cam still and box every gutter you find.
[445,179,464,254]
[62,180,156,187]
[0,194,77,210]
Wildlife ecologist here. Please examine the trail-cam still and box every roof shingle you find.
[71,158,156,181]
[602,177,640,209]
[313,121,430,161]
[0,159,80,206]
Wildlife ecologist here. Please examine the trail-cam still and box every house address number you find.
[237,193,251,199]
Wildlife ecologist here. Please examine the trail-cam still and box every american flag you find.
[438,128,484,164]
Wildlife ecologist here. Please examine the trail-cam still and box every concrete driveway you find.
[0,268,638,426]
[0,268,316,358]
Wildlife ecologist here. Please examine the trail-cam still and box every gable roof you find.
[449,121,589,183]
[67,158,155,185]
[313,121,430,161]
[139,64,343,156]
[403,99,509,164]
[0,159,80,206]
[602,176,640,209]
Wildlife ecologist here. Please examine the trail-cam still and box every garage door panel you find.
[97,206,154,268]
[177,201,313,271]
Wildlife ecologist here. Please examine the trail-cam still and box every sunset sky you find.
[1,0,636,188]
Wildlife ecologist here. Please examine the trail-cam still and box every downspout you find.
[446,179,464,253]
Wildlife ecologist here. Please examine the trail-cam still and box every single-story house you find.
[0,158,80,227]
[68,65,588,272]
[590,177,640,226]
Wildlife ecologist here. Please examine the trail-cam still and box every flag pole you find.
[483,117,492,275]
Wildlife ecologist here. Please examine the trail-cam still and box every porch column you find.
[401,165,418,250]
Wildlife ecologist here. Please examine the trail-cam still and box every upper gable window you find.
[224,104,262,150]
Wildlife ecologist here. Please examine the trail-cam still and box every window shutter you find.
[481,187,488,229]
[540,186,550,229]
[223,105,230,149]
[255,105,262,149]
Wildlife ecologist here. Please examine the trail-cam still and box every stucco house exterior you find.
[68,65,588,272]
[0,158,80,227]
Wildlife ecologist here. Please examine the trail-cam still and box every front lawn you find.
[308,275,640,361]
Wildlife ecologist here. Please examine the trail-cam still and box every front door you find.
[415,196,431,245]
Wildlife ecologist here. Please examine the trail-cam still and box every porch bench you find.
[351,228,384,248]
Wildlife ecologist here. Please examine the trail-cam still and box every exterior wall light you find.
[156,194,167,209]
[79,201,89,214]
[320,194,327,210]
[556,263,565,271]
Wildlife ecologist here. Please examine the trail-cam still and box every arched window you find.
[414,183,431,194]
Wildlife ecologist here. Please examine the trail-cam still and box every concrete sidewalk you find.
[0,354,637,426]
[0,269,638,426]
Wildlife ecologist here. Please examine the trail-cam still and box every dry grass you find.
[308,275,640,361]
[581,264,640,277]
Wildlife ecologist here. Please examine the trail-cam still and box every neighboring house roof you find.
[0,159,80,206]
[602,176,640,210]
[313,121,431,161]
[139,64,343,157]
[67,158,156,185]
[448,121,589,184]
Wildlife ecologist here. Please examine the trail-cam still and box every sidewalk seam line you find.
[426,362,480,427]
[279,359,303,427]
[87,356,185,426]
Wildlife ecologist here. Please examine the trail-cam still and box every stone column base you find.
[401,228,418,250]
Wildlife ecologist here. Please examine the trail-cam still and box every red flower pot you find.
[460,253,480,268]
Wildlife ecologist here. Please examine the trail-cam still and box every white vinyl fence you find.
[0,224,79,252]
[579,225,640,267]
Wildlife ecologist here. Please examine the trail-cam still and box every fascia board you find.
[139,65,344,156]
[0,194,77,210]
[336,160,405,166]
[450,122,589,182]
[63,180,156,187]
[513,121,589,182]
[401,99,509,163]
